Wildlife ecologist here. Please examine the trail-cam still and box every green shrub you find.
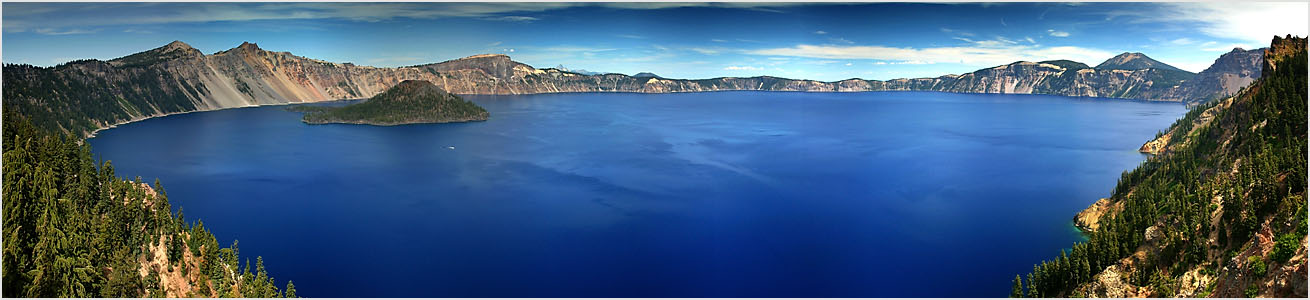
[1247,256,1267,277]
[1269,233,1303,263]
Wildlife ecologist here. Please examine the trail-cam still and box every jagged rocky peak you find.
[1095,52,1189,73]
[238,41,261,50]
[1202,47,1264,74]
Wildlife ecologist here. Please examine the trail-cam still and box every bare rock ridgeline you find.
[1,40,1265,137]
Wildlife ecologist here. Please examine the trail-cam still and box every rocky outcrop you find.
[1074,198,1121,232]
[1,41,1266,137]
[1165,48,1264,103]
[1139,133,1172,154]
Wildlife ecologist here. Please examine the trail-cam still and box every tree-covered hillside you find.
[1013,36,1307,298]
[2,111,297,298]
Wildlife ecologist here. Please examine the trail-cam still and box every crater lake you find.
[87,91,1186,297]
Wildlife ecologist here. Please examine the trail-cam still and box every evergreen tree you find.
[1010,274,1023,298]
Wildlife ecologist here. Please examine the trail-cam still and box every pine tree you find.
[285,281,297,298]
[1010,274,1023,298]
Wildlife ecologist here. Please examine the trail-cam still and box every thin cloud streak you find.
[746,44,1116,67]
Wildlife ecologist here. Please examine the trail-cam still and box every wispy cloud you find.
[814,30,828,35]
[940,28,975,37]
[616,34,646,39]
[1169,38,1195,45]
[828,37,855,45]
[3,2,820,32]
[34,28,98,35]
[747,43,1115,67]
[1201,43,1253,52]
[540,46,619,53]
[480,16,539,22]
[687,48,721,55]
[724,65,763,71]
[1101,2,1307,46]
[1047,29,1069,37]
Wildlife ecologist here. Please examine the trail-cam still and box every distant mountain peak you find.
[1096,52,1189,73]
[633,72,661,78]
[164,40,194,51]
[237,41,261,51]
[107,39,202,67]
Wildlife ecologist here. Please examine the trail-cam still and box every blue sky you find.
[3,2,1307,81]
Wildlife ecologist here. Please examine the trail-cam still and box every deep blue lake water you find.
[88,91,1186,297]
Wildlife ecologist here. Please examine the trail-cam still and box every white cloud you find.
[1170,38,1195,45]
[616,34,646,39]
[34,28,98,35]
[748,43,1116,67]
[687,48,721,55]
[1109,2,1308,46]
[710,39,729,43]
[724,65,763,71]
[1171,3,1308,45]
[540,46,617,53]
[1047,29,1070,37]
[815,30,828,35]
[829,37,855,44]
[940,27,975,37]
[2,2,822,32]
[480,16,539,22]
[1201,43,1253,52]
[1171,61,1214,73]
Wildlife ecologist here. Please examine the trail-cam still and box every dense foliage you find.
[299,80,489,125]
[2,61,205,137]
[1012,37,1307,297]
[2,111,296,297]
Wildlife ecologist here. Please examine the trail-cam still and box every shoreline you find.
[84,99,365,140]
[80,89,1185,141]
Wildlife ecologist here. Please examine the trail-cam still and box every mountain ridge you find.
[1095,52,1191,73]
[1,40,1265,137]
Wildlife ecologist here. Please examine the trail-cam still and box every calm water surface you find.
[88,91,1186,297]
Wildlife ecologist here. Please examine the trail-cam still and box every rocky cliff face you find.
[1,40,1266,137]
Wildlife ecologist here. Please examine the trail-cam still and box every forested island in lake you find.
[294,80,489,125]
